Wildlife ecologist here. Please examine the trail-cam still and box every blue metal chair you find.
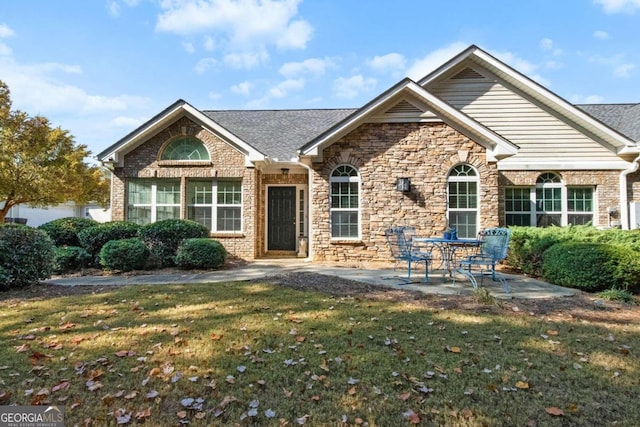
[455,227,511,292]
[385,226,432,283]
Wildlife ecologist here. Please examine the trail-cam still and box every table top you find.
[413,237,480,245]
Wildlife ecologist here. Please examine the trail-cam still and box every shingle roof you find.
[203,109,357,161]
[576,103,640,142]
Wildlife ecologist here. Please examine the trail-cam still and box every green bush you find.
[78,221,141,263]
[597,289,635,303]
[139,220,209,267]
[99,238,150,272]
[38,217,98,246]
[541,242,640,292]
[0,224,55,289]
[53,246,91,274]
[175,238,227,269]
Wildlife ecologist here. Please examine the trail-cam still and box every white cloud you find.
[155,0,312,50]
[333,75,377,99]
[268,78,304,98]
[182,41,195,53]
[0,23,15,38]
[368,53,406,74]
[203,36,216,51]
[194,57,218,74]
[594,0,640,14]
[614,63,636,77]
[407,41,468,80]
[231,81,253,96]
[593,30,611,39]
[0,42,11,56]
[279,57,335,78]
[540,38,554,50]
[106,0,141,17]
[223,50,268,69]
[111,116,145,127]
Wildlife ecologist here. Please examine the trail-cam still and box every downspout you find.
[620,152,640,230]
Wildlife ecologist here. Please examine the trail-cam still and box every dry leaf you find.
[176,410,187,418]
[515,381,530,389]
[397,392,411,401]
[545,407,564,416]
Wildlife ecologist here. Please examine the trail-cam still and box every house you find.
[97,45,640,262]
[3,202,110,227]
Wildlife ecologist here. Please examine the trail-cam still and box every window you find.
[161,137,210,161]
[187,180,242,232]
[505,172,594,227]
[127,178,242,231]
[447,164,479,238]
[330,165,360,238]
[127,179,180,225]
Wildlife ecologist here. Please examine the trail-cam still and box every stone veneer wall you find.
[498,170,620,227]
[110,117,257,260]
[309,122,500,263]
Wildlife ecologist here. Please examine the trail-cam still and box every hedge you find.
[78,221,141,263]
[99,238,150,272]
[0,224,55,289]
[175,238,227,270]
[38,217,99,247]
[139,219,209,267]
[53,246,91,274]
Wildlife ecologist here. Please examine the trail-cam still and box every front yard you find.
[1,274,638,426]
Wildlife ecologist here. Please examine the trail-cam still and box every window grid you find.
[330,165,360,239]
[447,164,479,239]
[161,137,210,161]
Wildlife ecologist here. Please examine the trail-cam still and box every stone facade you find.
[309,122,499,263]
[110,117,257,259]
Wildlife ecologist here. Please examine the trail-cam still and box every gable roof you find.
[203,109,356,161]
[419,45,639,155]
[576,103,640,142]
[300,78,519,161]
[96,99,266,165]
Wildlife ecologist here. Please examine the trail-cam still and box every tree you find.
[0,80,109,222]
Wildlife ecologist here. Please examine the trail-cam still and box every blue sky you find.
[1,0,639,159]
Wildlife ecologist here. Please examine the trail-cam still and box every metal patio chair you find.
[455,227,511,292]
[385,226,433,283]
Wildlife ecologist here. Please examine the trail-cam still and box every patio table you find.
[412,237,481,281]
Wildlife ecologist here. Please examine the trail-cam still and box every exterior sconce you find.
[396,177,411,192]
[281,168,290,176]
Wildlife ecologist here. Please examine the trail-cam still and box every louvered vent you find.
[386,100,422,114]
[451,67,485,80]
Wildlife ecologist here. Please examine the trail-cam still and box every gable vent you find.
[451,67,485,80]
[386,100,423,114]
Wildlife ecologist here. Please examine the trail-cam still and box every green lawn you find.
[0,280,638,426]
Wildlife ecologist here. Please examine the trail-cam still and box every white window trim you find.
[447,164,480,238]
[329,165,361,240]
[187,180,243,232]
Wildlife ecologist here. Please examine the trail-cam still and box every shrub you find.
[0,224,55,289]
[53,246,91,274]
[507,227,565,277]
[99,238,150,272]
[38,217,99,247]
[541,242,640,292]
[597,289,635,303]
[139,220,209,267]
[175,238,227,269]
[78,221,141,263]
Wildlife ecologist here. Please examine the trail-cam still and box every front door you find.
[268,186,297,251]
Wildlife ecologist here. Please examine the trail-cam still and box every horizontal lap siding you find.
[430,80,619,163]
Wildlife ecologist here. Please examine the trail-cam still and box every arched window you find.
[447,164,479,238]
[505,172,594,227]
[535,172,562,226]
[330,165,360,238]
[161,137,210,161]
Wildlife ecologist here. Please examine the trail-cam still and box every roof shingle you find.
[576,103,640,142]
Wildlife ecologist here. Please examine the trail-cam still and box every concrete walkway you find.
[46,259,576,300]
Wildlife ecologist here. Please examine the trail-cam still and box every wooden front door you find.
[268,186,297,251]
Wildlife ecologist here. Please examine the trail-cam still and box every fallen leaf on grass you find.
[52,381,70,393]
[545,407,564,416]
[397,392,411,401]
[515,381,530,389]
[135,408,151,421]
[447,346,462,353]
[403,409,421,424]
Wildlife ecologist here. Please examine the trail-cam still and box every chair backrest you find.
[385,226,415,259]
[478,227,511,261]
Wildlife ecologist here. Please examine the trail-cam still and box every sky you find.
[1,0,640,160]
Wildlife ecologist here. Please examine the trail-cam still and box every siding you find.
[429,76,619,164]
